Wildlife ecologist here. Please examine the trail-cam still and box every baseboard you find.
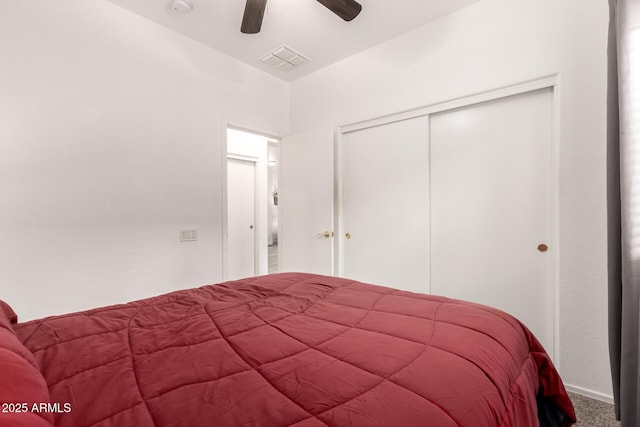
[565,383,614,405]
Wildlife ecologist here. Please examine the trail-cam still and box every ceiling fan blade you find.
[316,0,362,22]
[241,0,267,34]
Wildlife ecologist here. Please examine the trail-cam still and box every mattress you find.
[3,273,575,426]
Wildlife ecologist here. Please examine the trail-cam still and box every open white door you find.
[280,128,334,275]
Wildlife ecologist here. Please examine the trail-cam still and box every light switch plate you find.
[179,228,198,242]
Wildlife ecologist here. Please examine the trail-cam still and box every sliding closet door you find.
[430,88,554,354]
[341,116,429,293]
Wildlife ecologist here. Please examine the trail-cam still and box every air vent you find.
[261,45,310,71]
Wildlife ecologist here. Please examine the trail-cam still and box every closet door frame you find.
[335,74,560,364]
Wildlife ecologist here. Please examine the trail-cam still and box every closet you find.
[339,86,554,354]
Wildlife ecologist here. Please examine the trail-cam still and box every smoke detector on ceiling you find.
[168,0,193,15]
[261,45,310,72]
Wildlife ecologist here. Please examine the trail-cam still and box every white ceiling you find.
[104,0,482,82]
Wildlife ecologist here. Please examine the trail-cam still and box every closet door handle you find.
[317,231,332,238]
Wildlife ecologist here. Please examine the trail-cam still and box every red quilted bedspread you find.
[10,273,575,426]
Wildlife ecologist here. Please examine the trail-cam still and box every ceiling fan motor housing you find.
[241,0,362,34]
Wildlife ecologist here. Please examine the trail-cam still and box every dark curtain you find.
[608,0,640,425]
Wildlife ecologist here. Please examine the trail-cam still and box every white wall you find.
[290,0,611,401]
[0,0,289,321]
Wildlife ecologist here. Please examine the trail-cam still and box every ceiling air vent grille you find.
[261,45,310,71]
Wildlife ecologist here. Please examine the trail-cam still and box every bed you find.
[1,272,575,426]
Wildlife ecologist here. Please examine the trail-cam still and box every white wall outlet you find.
[179,228,198,242]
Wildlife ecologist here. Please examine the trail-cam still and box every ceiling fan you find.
[241,0,362,34]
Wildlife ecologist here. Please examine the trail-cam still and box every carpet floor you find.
[569,392,620,426]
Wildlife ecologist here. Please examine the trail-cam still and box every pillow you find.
[0,300,54,426]
[0,299,18,327]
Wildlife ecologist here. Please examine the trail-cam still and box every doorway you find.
[226,127,279,279]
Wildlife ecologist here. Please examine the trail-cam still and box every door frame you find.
[227,154,259,278]
[336,74,560,364]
